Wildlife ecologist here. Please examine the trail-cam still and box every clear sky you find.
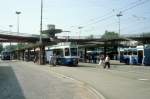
[0,0,150,37]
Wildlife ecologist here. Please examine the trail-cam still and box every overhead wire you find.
[79,0,143,27]
[81,0,150,35]
[78,0,150,29]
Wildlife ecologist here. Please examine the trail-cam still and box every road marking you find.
[138,78,149,81]
[50,70,106,99]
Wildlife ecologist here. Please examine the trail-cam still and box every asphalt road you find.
[0,61,97,99]
[49,63,150,99]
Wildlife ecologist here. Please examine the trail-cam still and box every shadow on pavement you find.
[77,64,96,68]
[0,66,26,99]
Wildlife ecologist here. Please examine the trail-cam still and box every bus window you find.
[65,48,70,56]
[71,48,77,56]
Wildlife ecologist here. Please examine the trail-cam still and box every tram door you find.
[137,50,143,64]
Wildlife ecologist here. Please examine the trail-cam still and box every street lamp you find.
[40,0,43,44]
[16,11,21,60]
[9,25,13,46]
[9,25,13,59]
[39,0,43,65]
[116,11,123,60]
[16,11,21,34]
[116,11,123,36]
[78,26,83,39]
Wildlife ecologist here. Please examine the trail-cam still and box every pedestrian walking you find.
[52,54,57,66]
[97,55,105,68]
[49,55,52,65]
[104,55,110,69]
[98,55,105,65]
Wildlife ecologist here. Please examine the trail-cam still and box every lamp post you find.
[9,25,13,46]
[78,26,83,39]
[39,0,43,64]
[16,11,21,49]
[116,11,122,36]
[9,25,13,60]
[16,11,21,34]
[16,11,21,60]
[40,0,43,44]
[116,11,123,60]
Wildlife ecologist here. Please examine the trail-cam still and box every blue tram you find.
[120,45,150,65]
[1,51,11,60]
[46,42,79,66]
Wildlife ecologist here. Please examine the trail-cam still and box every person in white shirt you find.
[98,55,105,65]
[104,55,110,69]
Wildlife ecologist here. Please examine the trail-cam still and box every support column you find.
[104,41,107,57]
[27,49,30,61]
[22,50,25,61]
[18,50,20,60]
[39,45,45,65]
[33,48,36,62]
[84,48,87,63]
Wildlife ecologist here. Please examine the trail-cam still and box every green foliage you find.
[4,43,28,51]
[101,30,119,40]
[141,32,150,37]
[4,44,17,51]
[87,34,94,39]
[17,43,28,50]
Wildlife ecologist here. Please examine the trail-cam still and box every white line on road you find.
[138,78,149,81]
[49,70,106,99]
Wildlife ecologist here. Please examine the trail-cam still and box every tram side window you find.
[65,48,70,56]
[133,50,137,55]
[54,49,63,57]
[71,48,77,56]
[124,51,127,55]
[128,50,132,55]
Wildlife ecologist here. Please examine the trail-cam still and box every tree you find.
[101,30,119,57]
[141,32,150,37]
[4,43,28,51]
[4,45,17,51]
[101,30,119,40]
[87,34,94,39]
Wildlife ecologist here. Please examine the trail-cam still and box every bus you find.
[46,42,79,66]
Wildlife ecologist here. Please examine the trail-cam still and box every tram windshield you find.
[71,48,77,56]
[65,48,70,56]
